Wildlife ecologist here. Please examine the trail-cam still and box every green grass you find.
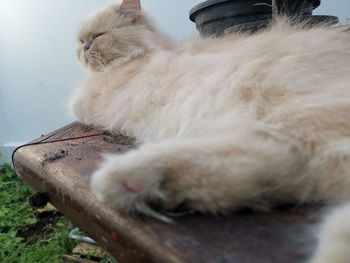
[0,164,118,263]
[0,164,76,263]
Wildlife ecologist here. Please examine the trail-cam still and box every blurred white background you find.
[0,0,349,163]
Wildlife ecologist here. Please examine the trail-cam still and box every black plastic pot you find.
[189,0,338,36]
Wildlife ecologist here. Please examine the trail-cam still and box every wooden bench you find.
[13,122,322,263]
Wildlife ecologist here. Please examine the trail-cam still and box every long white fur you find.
[71,1,350,262]
[311,204,350,263]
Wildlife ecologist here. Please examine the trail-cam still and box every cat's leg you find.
[311,203,350,263]
[91,128,310,217]
[300,139,350,204]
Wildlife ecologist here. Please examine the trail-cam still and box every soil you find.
[17,212,62,244]
[103,133,135,145]
[42,150,69,165]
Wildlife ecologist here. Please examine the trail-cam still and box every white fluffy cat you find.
[70,0,350,261]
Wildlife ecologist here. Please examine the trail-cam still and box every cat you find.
[70,0,350,261]
[312,203,350,263]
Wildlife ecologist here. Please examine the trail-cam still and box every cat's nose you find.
[83,40,93,51]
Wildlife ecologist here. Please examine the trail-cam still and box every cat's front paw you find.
[69,94,93,125]
[90,152,170,220]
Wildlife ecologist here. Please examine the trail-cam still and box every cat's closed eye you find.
[93,32,106,39]
[79,32,106,45]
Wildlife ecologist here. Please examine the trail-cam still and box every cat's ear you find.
[119,0,141,23]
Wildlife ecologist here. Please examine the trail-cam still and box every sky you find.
[0,0,349,162]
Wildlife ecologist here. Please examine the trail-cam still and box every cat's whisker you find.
[111,49,126,57]
[97,58,106,70]
[87,51,107,70]
[92,52,106,67]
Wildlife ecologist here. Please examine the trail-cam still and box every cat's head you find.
[77,0,171,72]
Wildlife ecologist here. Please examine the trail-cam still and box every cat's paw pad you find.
[90,153,167,215]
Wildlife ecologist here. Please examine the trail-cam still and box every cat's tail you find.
[311,203,350,263]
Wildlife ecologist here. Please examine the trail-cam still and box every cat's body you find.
[71,0,350,261]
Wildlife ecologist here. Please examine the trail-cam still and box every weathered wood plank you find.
[13,122,321,263]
